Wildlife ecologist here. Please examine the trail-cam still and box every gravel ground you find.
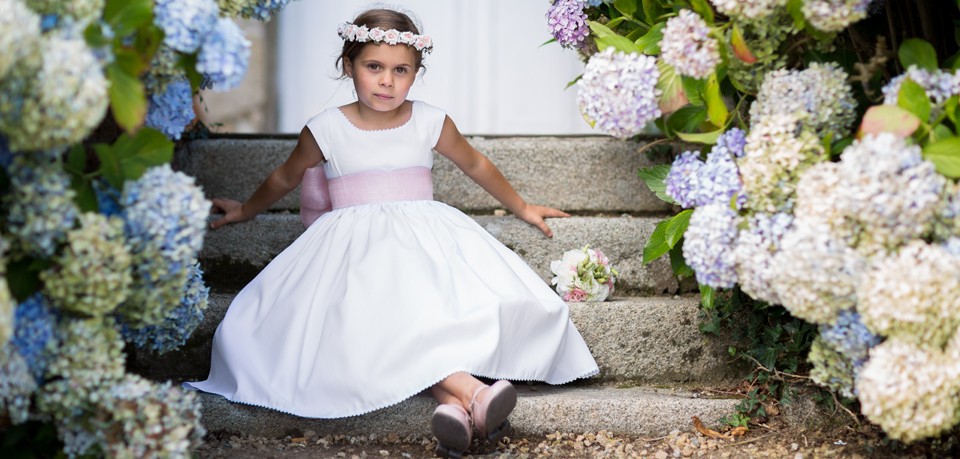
[192,419,960,458]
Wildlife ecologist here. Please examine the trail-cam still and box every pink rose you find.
[399,31,415,44]
[563,288,588,302]
[355,25,369,41]
[369,27,385,42]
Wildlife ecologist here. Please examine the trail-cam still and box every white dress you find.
[185,100,600,418]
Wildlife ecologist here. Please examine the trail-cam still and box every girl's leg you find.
[431,372,486,410]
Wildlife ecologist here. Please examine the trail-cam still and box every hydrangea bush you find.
[0,0,296,455]
[551,0,960,443]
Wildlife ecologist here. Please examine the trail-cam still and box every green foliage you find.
[898,38,939,71]
[94,128,175,189]
[0,421,66,459]
[637,164,675,203]
[642,209,692,264]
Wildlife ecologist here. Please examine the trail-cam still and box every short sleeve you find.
[304,110,332,155]
[414,100,447,149]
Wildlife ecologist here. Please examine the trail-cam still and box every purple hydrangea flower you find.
[665,151,704,208]
[660,10,720,79]
[577,48,661,139]
[547,0,590,49]
[145,78,195,140]
[701,145,743,209]
[197,18,251,90]
[683,203,740,288]
[716,128,747,158]
[154,0,218,53]
[819,310,881,368]
[12,293,59,382]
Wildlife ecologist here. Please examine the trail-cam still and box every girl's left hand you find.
[515,204,570,238]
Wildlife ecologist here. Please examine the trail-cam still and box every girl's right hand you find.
[209,198,251,229]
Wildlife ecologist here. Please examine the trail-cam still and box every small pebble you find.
[792,442,800,451]
[655,450,669,459]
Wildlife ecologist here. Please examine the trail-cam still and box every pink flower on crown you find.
[399,31,415,44]
[383,29,400,45]
[355,25,369,41]
[369,27,386,42]
[344,24,358,41]
[414,35,432,51]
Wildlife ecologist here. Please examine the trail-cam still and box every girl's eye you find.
[367,64,381,71]
[395,67,407,74]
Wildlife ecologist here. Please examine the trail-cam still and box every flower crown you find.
[337,22,434,54]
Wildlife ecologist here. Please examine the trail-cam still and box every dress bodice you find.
[305,100,447,179]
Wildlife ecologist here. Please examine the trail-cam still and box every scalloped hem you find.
[183,365,600,420]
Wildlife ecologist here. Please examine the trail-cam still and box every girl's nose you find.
[380,74,393,87]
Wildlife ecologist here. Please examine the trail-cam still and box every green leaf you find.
[589,21,641,54]
[730,24,757,64]
[934,124,954,142]
[689,0,714,24]
[104,0,153,37]
[642,218,671,264]
[898,78,931,122]
[657,61,689,114]
[664,209,693,248]
[858,104,921,139]
[667,105,708,133]
[670,241,694,278]
[539,38,557,48]
[111,128,175,181]
[65,144,87,176]
[641,0,666,22]
[95,144,123,189]
[700,284,715,309]
[613,0,637,17]
[704,72,728,127]
[899,38,939,71]
[922,137,960,178]
[637,164,675,204]
[785,0,807,30]
[635,21,664,55]
[682,76,705,107]
[676,128,723,144]
[65,145,98,212]
[106,62,147,133]
[6,258,45,302]
[946,95,959,126]
[565,74,583,90]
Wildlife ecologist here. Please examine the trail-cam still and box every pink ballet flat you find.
[469,380,517,443]
[431,403,472,458]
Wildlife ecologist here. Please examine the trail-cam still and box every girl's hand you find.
[515,204,570,238]
[209,198,251,229]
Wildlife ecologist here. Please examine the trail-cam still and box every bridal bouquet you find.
[550,246,618,302]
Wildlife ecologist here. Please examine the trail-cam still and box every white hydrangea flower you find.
[41,213,132,317]
[771,218,866,325]
[808,336,856,398]
[0,345,36,424]
[0,33,108,152]
[858,241,960,349]
[710,0,787,20]
[682,203,740,288]
[660,10,719,79]
[738,113,826,213]
[749,63,857,140]
[856,338,960,443]
[0,239,12,347]
[803,0,873,33]
[732,212,792,305]
[0,0,41,80]
[577,48,661,139]
[835,133,945,255]
[793,161,856,239]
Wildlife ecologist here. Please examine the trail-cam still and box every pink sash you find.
[300,166,433,227]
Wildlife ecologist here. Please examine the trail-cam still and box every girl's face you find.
[346,43,418,113]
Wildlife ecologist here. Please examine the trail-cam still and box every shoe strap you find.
[468,384,488,416]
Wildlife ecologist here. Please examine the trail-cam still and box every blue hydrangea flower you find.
[119,164,210,326]
[585,0,604,6]
[11,293,58,382]
[93,179,122,217]
[683,203,740,288]
[121,261,209,353]
[153,0,219,53]
[145,77,195,140]
[40,14,59,32]
[665,151,703,208]
[819,310,881,368]
[241,0,291,21]
[197,18,251,91]
[547,0,590,49]
[701,144,743,209]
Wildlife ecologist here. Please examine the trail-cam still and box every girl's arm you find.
[210,126,324,229]
[434,116,569,238]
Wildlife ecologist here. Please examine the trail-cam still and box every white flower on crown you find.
[355,25,369,41]
[399,31,415,43]
[414,35,432,51]
[383,29,400,45]
[344,24,357,41]
[368,27,385,42]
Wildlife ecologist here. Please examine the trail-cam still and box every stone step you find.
[199,214,681,294]
[174,136,673,214]
[195,384,740,438]
[128,294,747,384]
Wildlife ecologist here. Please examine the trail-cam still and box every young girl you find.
[185,7,599,457]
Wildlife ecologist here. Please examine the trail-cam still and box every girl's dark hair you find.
[336,9,426,78]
